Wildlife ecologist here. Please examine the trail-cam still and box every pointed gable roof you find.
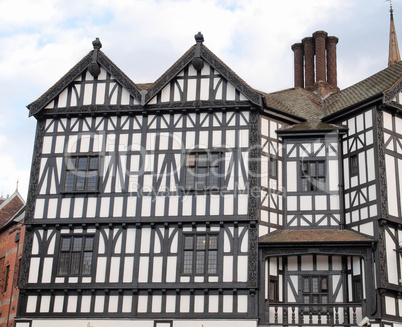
[0,189,25,230]
[27,39,143,117]
[144,33,262,107]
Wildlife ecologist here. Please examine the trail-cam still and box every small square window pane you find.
[209,236,218,249]
[82,252,92,275]
[73,238,83,251]
[209,167,220,188]
[78,157,88,170]
[318,162,325,175]
[196,236,206,250]
[186,154,195,167]
[89,157,98,170]
[65,172,75,192]
[85,238,94,251]
[195,251,205,273]
[61,238,71,251]
[58,252,70,275]
[207,251,217,274]
[309,163,316,176]
[184,236,193,250]
[70,252,81,274]
[66,158,76,170]
[183,251,193,273]
[210,153,220,167]
[196,168,208,188]
[312,277,319,292]
[303,277,310,292]
[87,172,98,191]
[198,154,208,167]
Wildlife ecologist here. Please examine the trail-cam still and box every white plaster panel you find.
[39,295,51,313]
[109,257,120,283]
[140,228,151,253]
[26,295,37,313]
[385,296,396,315]
[138,257,149,282]
[123,257,134,283]
[286,162,297,192]
[152,257,163,282]
[53,295,64,312]
[238,256,248,282]
[81,295,91,312]
[126,197,137,217]
[122,295,132,313]
[166,257,177,283]
[223,295,233,313]
[194,295,204,313]
[109,296,119,313]
[328,160,339,191]
[96,257,107,283]
[34,199,45,219]
[301,255,313,270]
[180,294,190,312]
[41,258,53,283]
[28,257,40,283]
[67,296,78,313]
[94,295,105,313]
[223,256,233,282]
[386,154,398,216]
[209,295,219,313]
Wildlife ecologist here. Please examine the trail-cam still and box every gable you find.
[145,39,262,108]
[147,60,249,106]
[28,49,143,117]
[44,67,141,111]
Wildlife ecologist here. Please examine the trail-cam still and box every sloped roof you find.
[0,190,25,229]
[259,229,373,244]
[325,61,402,116]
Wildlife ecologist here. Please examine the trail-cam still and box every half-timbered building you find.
[15,6,402,327]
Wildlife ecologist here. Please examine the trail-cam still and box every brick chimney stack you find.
[291,31,339,94]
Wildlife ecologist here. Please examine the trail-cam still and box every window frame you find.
[302,275,329,312]
[184,150,223,191]
[350,154,359,177]
[269,156,278,179]
[56,235,95,277]
[181,233,219,275]
[268,276,279,302]
[300,160,326,192]
[63,155,100,193]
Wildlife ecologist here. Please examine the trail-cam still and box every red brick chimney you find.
[291,43,304,88]
[291,31,339,95]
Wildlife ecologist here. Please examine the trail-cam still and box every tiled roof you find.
[325,61,402,115]
[0,190,25,229]
[259,229,373,243]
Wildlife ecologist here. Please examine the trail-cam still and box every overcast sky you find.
[0,0,397,200]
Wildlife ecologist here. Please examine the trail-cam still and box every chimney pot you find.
[302,37,315,88]
[291,43,304,88]
[313,30,328,83]
[326,36,338,87]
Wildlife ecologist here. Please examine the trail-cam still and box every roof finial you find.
[388,0,401,66]
[16,178,19,191]
[89,37,102,77]
[192,32,204,71]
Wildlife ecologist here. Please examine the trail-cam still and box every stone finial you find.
[192,32,204,71]
[92,37,102,50]
[89,37,102,77]
[195,32,204,44]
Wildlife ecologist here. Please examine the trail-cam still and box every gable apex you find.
[144,38,262,107]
